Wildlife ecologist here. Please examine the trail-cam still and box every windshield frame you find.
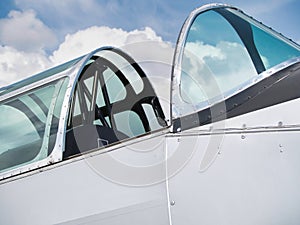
[0,54,89,181]
[171,3,300,120]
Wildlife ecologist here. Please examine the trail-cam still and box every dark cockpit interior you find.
[64,49,167,158]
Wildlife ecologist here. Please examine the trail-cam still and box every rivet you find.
[241,135,246,139]
[170,200,175,206]
[279,144,283,153]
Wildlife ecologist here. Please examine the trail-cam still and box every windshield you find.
[180,7,300,106]
[0,78,68,173]
[227,8,300,70]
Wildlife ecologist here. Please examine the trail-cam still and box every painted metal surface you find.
[0,132,170,225]
[167,98,300,224]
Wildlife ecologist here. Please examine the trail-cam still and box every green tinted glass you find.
[0,78,68,173]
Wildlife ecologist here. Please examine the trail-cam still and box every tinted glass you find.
[180,8,300,106]
[181,10,257,104]
[0,79,67,173]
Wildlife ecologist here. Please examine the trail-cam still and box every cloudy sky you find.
[0,0,299,87]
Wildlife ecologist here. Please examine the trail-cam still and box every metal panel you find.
[0,133,170,225]
[167,99,300,224]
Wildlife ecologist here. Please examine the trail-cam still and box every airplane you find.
[0,3,300,225]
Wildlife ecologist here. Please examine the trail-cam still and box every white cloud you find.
[185,41,225,61]
[50,26,127,65]
[50,26,174,117]
[50,26,167,65]
[0,24,174,120]
[0,46,51,87]
[0,10,57,52]
[181,40,258,104]
[0,25,173,91]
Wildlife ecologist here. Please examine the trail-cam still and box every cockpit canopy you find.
[172,4,300,118]
[0,46,168,179]
[0,3,299,180]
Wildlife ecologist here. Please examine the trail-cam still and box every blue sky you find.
[0,0,299,87]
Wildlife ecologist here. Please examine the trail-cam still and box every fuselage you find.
[0,3,300,225]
